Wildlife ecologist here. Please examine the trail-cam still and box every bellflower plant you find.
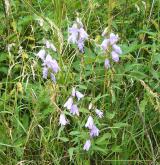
[75,91,84,101]
[42,66,48,79]
[70,104,79,116]
[83,115,100,150]
[43,54,60,74]
[83,139,91,151]
[64,87,84,116]
[36,40,60,83]
[37,49,46,61]
[83,104,104,151]
[101,30,122,69]
[59,113,69,126]
[104,59,110,69]
[90,125,99,137]
[85,116,94,129]
[95,109,104,118]
[68,18,88,53]
[71,87,84,100]
[64,97,73,110]
[41,54,60,82]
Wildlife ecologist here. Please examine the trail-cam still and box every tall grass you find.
[0,0,160,164]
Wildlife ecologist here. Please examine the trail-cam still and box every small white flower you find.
[76,91,84,101]
[85,116,94,129]
[50,43,57,52]
[59,113,69,126]
[95,109,103,118]
[64,97,73,110]
[102,28,108,37]
[45,40,57,52]
[71,87,76,97]
[37,49,46,61]
[38,18,44,27]
[88,103,93,110]
[76,17,83,27]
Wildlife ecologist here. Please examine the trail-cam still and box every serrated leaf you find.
[106,111,116,119]
[79,108,89,113]
[113,122,128,128]
[92,145,108,154]
[59,137,69,142]
[96,133,111,145]
[140,98,147,113]
[111,145,122,153]
[69,131,80,136]
[130,71,147,80]
[68,147,74,161]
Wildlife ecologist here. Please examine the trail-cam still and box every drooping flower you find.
[64,97,73,110]
[43,54,60,73]
[50,73,56,83]
[95,109,103,118]
[79,28,88,41]
[101,31,122,68]
[59,113,69,126]
[75,91,84,101]
[83,139,91,151]
[104,59,110,69]
[88,103,93,110]
[90,125,99,137]
[50,59,60,73]
[45,40,57,52]
[41,55,60,83]
[112,44,122,54]
[68,23,79,44]
[70,104,79,116]
[71,87,84,101]
[68,18,88,52]
[111,51,119,62]
[109,33,119,45]
[102,28,108,37]
[77,39,85,52]
[42,67,48,79]
[101,39,110,51]
[85,116,94,129]
[37,49,46,61]
[36,40,60,83]
[71,87,76,97]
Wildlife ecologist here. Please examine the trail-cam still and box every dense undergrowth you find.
[0,0,160,164]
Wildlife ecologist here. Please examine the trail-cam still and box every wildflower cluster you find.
[59,86,103,151]
[68,18,88,53]
[59,87,84,126]
[36,40,60,82]
[83,106,103,151]
[101,32,122,69]
[35,18,122,153]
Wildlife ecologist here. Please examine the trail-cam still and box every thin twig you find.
[136,98,156,165]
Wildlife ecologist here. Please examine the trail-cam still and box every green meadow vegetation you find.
[0,0,160,164]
